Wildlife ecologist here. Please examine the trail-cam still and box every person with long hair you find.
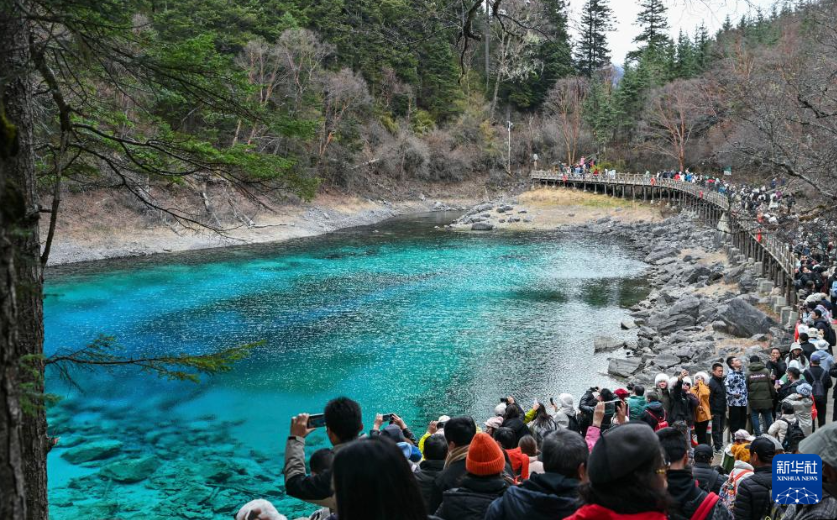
[529,402,558,447]
[567,423,669,520]
[330,436,430,520]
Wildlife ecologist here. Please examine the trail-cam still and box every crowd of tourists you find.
[235,343,837,520]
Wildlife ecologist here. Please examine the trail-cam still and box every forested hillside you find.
[10,0,837,221]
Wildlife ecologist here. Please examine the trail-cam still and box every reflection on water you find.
[45,212,648,519]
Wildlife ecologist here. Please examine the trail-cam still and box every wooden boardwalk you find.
[530,171,798,314]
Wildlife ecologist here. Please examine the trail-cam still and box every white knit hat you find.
[654,373,669,386]
[235,500,287,520]
[694,372,710,383]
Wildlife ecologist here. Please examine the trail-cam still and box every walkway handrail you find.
[530,170,795,277]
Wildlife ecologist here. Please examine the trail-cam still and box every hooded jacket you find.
[783,394,814,435]
[627,395,647,421]
[435,474,508,520]
[667,469,731,520]
[640,401,668,430]
[484,472,581,520]
[746,362,776,410]
[416,459,445,511]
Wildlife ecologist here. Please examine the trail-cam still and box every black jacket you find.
[693,462,723,494]
[484,472,580,520]
[765,359,786,381]
[709,375,727,414]
[502,417,532,445]
[579,390,615,430]
[670,378,698,424]
[430,458,467,513]
[435,474,508,520]
[800,341,818,362]
[777,379,802,402]
[416,459,445,511]
[667,469,730,520]
[640,401,668,430]
[734,466,772,520]
[804,365,833,398]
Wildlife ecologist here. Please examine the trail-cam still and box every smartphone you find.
[437,421,447,429]
[307,413,327,429]
[499,397,509,404]
[380,413,394,423]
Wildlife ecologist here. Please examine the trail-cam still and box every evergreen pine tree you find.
[583,76,616,153]
[674,30,696,79]
[721,14,733,33]
[574,0,614,76]
[520,0,574,109]
[627,0,669,62]
[416,32,463,121]
[694,23,711,72]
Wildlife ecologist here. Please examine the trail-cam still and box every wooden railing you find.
[530,170,796,277]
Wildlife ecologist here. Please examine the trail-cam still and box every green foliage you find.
[416,31,464,122]
[411,110,436,135]
[583,77,616,151]
[627,0,670,63]
[46,334,262,387]
[575,0,614,76]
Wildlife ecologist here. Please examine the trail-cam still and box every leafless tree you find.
[546,77,589,166]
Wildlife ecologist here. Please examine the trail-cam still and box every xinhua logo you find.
[772,454,822,505]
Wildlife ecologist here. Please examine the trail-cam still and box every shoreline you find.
[44,187,665,267]
[44,196,476,266]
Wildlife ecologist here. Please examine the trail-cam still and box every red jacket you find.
[505,447,529,481]
[566,504,667,520]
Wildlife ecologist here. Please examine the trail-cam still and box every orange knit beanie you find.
[466,432,506,476]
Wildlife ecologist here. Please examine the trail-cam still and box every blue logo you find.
[773,454,822,505]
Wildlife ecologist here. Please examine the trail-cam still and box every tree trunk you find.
[1,3,48,519]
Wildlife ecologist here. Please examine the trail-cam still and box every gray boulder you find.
[648,313,696,334]
[61,440,123,464]
[653,353,681,369]
[644,247,677,264]
[717,297,777,338]
[608,357,642,378]
[668,295,701,318]
[471,222,494,231]
[100,456,158,483]
[620,318,637,330]
[594,336,626,353]
[685,266,712,283]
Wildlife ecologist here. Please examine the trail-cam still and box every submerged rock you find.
[471,222,494,231]
[61,440,123,464]
[100,456,159,483]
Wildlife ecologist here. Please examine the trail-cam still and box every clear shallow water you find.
[45,212,649,519]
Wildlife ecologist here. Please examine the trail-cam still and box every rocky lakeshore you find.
[599,212,792,384]
[451,197,792,384]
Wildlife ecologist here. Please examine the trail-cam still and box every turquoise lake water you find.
[44,212,649,519]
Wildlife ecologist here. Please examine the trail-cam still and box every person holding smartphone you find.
[284,396,364,509]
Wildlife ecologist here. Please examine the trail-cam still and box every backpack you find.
[566,413,581,435]
[719,469,753,512]
[810,368,828,400]
[691,492,720,520]
[779,418,805,453]
[647,409,669,431]
[698,469,721,494]
[761,501,789,520]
